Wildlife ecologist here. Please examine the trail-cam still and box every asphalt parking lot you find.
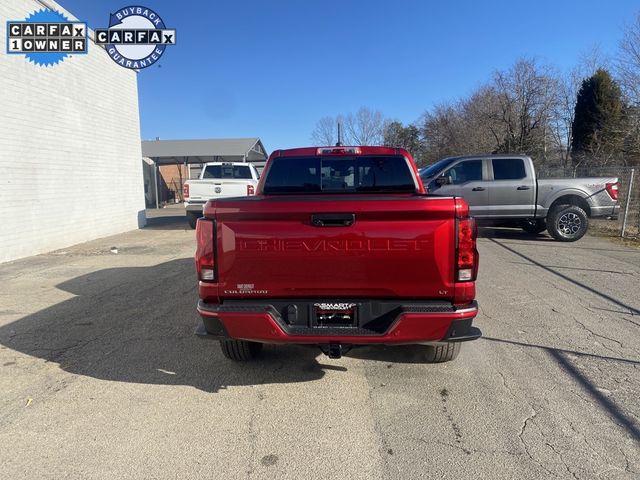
[0,211,638,479]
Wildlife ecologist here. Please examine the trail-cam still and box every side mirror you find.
[436,175,452,186]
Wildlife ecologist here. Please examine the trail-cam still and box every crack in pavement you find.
[516,407,563,478]
[544,440,580,480]
[422,436,525,458]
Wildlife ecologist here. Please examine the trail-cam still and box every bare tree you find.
[419,88,507,162]
[548,73,575,166]
[311,116,339,145]
[617,13,640,106]
[420,102,466,162]
[459,86,507,153]
[617,12,640,165]
[344,107,385,145]
[489,58,560,161]
[311,112,381,145]
[418,59,563,166]
[577,45,610,78]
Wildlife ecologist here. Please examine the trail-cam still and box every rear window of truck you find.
[492,158,526,180]
[263,156,416,194]
[203,164,252,179]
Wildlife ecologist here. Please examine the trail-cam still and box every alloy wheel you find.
[557,212,581,236]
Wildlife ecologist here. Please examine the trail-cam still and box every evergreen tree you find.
[571,69,625,164]
[383,121,423,164]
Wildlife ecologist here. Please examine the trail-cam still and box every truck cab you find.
[420,155,536,218]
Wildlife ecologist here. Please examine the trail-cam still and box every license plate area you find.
[313,302,357,328]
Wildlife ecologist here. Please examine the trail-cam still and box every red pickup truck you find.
[194,146,480,362]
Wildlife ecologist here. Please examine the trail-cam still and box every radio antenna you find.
[336,122,342,146]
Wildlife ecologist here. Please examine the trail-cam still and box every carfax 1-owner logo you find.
[6,9,87,66]
[95,6,176,69]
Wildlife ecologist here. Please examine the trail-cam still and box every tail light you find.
[183,183,190,199]
[247,184,255,196]
[605,182,619,201]
[317,147,361,155]
[455,199,478,282]
[195,219,215,281]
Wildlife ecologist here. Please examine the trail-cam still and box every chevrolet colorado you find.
[420,155,620,242]
[194,146,480,362]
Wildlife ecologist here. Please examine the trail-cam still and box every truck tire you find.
[220,340,263,361]
[187,212,199,229]
[521,219,547,235]
[546,205,588,242]
[424,342,460,362]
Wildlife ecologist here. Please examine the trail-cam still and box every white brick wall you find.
[0,0,146,263]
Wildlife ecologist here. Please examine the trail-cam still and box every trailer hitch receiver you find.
[319,343,351,359]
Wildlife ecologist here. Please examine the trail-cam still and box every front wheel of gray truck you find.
[547,205,589,242]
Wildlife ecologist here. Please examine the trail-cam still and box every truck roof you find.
[269,146,411,158]
[439,153,532,161]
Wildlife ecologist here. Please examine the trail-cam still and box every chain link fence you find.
[538,165,640,240]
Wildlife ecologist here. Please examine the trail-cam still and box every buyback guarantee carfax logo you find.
[95,6,175,69]
[6,9,87,66]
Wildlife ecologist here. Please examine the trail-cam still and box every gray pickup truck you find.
[420,155,620,242]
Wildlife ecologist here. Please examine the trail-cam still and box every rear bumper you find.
[185,201,206,212]
[196,300,480,345]
[590,204,620,218]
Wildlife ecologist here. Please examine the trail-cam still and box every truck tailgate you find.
[211,195,457,299]
[187,179,251,201]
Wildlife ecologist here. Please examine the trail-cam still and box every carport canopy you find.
[141,137,268,166]
[142,137,268,208]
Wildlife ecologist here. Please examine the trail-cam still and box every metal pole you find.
[154,161,159,209]
[621,168,634,238]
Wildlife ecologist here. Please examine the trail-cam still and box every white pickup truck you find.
[183,162,260,228]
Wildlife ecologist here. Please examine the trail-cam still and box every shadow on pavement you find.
[478,227,554,242]
[144,213,192,231]
[0,258,331,393]
[507,260,634,276]
[489,238,640,317]
[483,336,640,440]
[482,336,640,366]
[485,236,640,253]
[345,344,443,364]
